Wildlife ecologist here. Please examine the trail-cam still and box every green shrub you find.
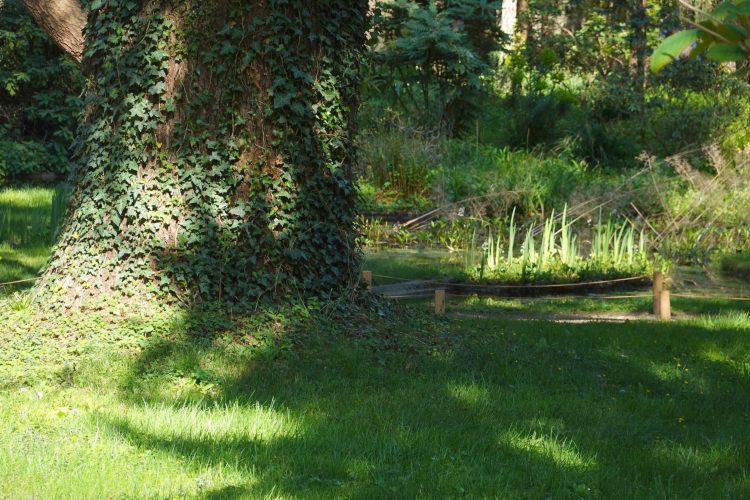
[358,129,437,198]
[367,0,502,134]
[0,0,84,180]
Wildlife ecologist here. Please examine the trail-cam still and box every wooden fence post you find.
[653,271,663,317]
[659,290,671,321]
[361,270,372,289]
[435,289,446,315]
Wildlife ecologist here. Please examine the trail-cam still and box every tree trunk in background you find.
[631,0,649,85]
[500,0,517,42]
[509,0,529,95]
[517,0,529,44]
[630,0,649,140]
[20,0,85,63]
[30,0,368,309]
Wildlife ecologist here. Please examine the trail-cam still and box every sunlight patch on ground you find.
[649,440,741,475]
[501,427,597,472]
[445,381,491,406]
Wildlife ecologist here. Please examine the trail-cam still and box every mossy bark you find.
[39,0,367,308]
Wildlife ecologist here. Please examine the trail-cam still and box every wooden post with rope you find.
[435,289,446,315]
[361,270,372,289]
[652,271,663,317]
[660,290,671,321]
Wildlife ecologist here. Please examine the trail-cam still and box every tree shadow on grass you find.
[91,304,750,498]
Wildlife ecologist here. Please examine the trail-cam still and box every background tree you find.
[19,0,368,309]
[368,0,502,134]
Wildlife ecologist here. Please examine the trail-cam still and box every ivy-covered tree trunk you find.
[31,0,367,308]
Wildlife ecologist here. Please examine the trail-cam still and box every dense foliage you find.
[368,0,503,134]
[0,0,84,180]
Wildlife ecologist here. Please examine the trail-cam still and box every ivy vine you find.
[41,0,367,307]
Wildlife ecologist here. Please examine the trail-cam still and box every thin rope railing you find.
[371,273,437,282]
[373,274,650,289]
[671,293,750,301]
[0,277,41,287]
[389,289,750,302]
[373,271,750,304]
[442,292,653,301]
[445,275,650,289]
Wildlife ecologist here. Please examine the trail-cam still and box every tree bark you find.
[517,0,529,44]
[29,0,367,309]
[20,0,85,63]
[499,0,517,41]
[630,0,649,139]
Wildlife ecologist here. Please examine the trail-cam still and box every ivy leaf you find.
[651,29,699,73]
[273,92,294,108]
[229,205,246,217]
[148,82,165,95]
[706,42,748,62]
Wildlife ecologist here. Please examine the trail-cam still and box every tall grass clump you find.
[471,206,651,283]
[357,128,440,203]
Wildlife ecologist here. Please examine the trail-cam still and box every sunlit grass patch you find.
[0,185,67,246]
[0,184,68,294]
[501,427,598,472]
[458,294,651,316]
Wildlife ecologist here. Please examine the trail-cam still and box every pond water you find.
[363,248,468,285]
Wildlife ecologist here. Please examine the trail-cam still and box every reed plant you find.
[470,206,651,282]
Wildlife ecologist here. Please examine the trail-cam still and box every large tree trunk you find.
[33,0,368,309]
[20,0,85,63]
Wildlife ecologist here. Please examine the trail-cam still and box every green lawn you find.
[455,293,750,319]
[1,297,749,498]
[1,185,749,497]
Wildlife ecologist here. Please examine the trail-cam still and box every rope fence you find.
[370,273,650,288]
[0,277,42,287]
[444,275,649,289]
[362,269,750,319]
[4,272,750,317]
[671,293,750,302]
